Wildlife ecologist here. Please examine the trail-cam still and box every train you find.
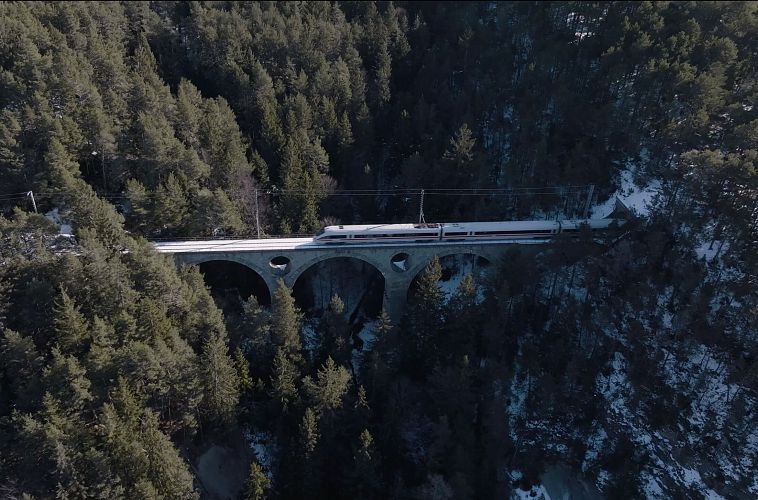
[313,218,620,244]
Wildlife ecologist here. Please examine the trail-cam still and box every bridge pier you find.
[382,274,414,324]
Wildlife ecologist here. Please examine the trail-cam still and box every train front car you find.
[313,226,348,243]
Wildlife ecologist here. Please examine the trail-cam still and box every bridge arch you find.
[179,255,273,308]
[291,255,386,320]
[405,249,496,283]
[406,250,493,303]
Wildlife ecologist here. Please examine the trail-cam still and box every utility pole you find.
[254,189,261,238]
[27,191,37,213]
[418,189,425,225]
[583,184,595,219]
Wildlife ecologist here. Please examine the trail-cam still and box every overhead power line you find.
[0,185,591,200]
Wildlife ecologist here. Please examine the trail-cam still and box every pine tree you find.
[199,331,240,426]
[139,410,199,499]
[201,97,252,192]
[295,406,321,497]
[270,279,303,362]
[100,380,197,499]
[269,347,299,414]
[302,357,351,414]
[372,43,391,107]
[443,123,476,165]
[175,79,204,149]
[299,407,320,458]
[0,273,9,327]
[241,296,274,371]
[42,349,93,413]
[245,462,269,500]
[234,347,253,393]
[125,178,151,231]
[405,256,444,373]
[133,112,185,186]
[190,188,246,237]
[321,293,350,365]
[0,329,43,409]
[153,173,188,235]
[372,309,394,352]
[53,288,90,354]
[350,429,381,499]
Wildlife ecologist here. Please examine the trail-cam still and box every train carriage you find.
[313,219,618,244]
[314,223,441,243]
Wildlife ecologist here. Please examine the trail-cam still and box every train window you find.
[445,231,467,236]
[323,235,347,239]
[474,230,553,235]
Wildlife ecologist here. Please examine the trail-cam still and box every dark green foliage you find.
[245,462,269,500]
[270,279,303,362]
[320,294,351,366]
[0,1,755,498]
[200,331,240,426]
[349,429,382,499]
[301,357,351,415]
[404,256,444,374]
[0,201,233,497]
[53,289,90,355]
[269,347,299,414]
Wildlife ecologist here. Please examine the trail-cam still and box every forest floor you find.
[192,429,253,499]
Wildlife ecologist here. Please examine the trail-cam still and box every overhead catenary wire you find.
[2,186,592,200]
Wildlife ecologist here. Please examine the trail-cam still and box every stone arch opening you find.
[292,257,385,323]
[408,253,491,303]
[390,252,410,273]
[269,256,291,276]
[197,260,271,312]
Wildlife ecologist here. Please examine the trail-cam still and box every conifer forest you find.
[0,1,756,498]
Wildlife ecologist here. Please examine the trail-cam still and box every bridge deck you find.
[153,237,550,254]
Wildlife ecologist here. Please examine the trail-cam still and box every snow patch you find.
[244,430,277,479]
[694,240,728,262]
[591,168,660,219]
[511,484,551,500]
[45,208,74,235]
[640,472,664,498]
[301,320,320,354]
[437,256,488,304]
[351,319,377,371]
[582,425,608,471]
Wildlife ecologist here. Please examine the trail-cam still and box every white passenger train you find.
[313,219,619,244]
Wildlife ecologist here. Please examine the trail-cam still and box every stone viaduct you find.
[158,239,549,321]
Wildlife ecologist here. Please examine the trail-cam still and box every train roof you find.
[321,220,562,233]
[322,223,436,232]
[442,221,559,231]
